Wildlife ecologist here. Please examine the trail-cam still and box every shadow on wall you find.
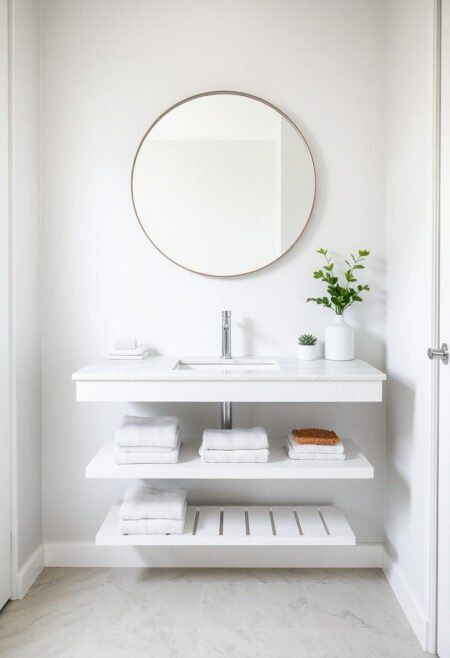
[386,375,416,444]
[384,375,416,561]
[355,327,386,368]
[345,252,386,367]
[384,460,412,564]
[238,317,258,355]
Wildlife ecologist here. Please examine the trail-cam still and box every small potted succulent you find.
[298,334,321,360]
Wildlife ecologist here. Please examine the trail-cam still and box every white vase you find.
[298,342,322,360]
[325,315,355,361]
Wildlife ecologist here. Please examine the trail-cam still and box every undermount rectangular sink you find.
[174,358,279,371]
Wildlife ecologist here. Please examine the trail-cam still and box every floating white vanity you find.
[70,89,385,560]
[73,357,385,552]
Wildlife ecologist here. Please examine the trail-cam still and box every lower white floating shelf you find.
[86,438,373,479]
[97,505,355,546]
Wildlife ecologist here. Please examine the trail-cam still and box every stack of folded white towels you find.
[199,427,269,463]
[114,415,181,464]
[285,428,345,460]
[119,485,187,535]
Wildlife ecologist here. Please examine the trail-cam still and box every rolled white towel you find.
[119,485,187,521]
[114,441,181,464]
[199,444,269,463]
[287,434,344,454]
[285,440,345,460]
[115,416,179,449]
[120,516,185,535]
[203,427,269,451]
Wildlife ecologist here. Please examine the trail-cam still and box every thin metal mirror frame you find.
[131,90,317,277]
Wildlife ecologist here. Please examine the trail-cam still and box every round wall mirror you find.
[131,92,316,277]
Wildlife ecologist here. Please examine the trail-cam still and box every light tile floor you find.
[0,568,433,658]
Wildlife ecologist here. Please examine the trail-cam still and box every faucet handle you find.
[221,310,232,359]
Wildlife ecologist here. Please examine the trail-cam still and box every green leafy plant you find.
[298,334,317,346]
[306,249,370,315]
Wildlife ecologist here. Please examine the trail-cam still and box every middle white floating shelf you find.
[86,438,373,480]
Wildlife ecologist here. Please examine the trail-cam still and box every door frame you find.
[0,0,12,606]
[429,0,443,654]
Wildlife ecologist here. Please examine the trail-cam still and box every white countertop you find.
[72,356,386,382]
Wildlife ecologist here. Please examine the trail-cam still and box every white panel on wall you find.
[10,0,42,573]
[384,0,434,644]
[40,0,385,543]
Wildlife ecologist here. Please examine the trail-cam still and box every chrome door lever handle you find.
[428,343,449,364]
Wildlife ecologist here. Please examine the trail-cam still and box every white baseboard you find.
[13,544,45,599]
[44,541,383,568]
[382,548,430,652]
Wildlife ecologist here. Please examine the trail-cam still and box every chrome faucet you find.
[220,311,232,429]
[221,310,232,359]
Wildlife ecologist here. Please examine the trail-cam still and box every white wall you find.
[9,0,42,571]
[40,0,386,544]
[384,0,434,647]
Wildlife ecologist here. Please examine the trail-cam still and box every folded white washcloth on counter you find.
[202,427,269,451]
[113,337,137,351]
[119,485,187,521]
[119,517,185,535]
[107,351,150,360]
[199,444,269,463]
[287,434,344,454]
[114,441,181,464]
[108,345,149,357]
[115,415,179,449]
[285,440,345,460]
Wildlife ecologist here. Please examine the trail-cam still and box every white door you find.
[438,1,450,655]
[0,0,10,610]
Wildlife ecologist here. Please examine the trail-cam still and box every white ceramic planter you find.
[325,315,355,361]
[298,342,322,360]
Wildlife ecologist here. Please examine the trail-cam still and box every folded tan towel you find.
[291,428,340,445]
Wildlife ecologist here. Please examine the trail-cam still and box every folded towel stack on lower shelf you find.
[119,485,187,534]
[286,428,346,461]
[114,415,181,464]
[199,427,269,463]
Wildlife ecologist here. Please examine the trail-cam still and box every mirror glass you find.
[132,92,315,276]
